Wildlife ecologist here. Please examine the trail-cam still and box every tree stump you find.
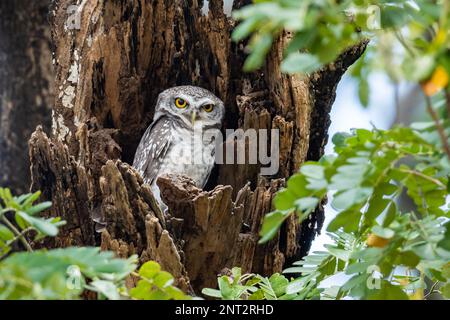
[29,0,366,294]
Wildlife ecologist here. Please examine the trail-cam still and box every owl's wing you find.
[133,116,172,185]
[200,148,216,189]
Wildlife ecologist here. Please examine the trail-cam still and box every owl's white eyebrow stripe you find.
[197,98,215,106]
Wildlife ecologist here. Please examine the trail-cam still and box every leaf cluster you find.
[233,0,450,106]
[129,261,191,300]
[256,115,450,299]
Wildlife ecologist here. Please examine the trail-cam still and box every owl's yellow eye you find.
[203,104,214,113]
[175,98,188,109]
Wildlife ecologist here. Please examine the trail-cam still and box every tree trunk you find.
[0,0,53,194]
[29,0,366,294]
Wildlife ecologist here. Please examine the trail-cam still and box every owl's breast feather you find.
[154,124,217,188]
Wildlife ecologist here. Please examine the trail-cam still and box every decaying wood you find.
[29,0,366,294]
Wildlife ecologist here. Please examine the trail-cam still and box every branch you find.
[399,169,446,189]
[6,227,33,247]
[423,92,450,159]
[424,281,440,300]
[445,90,450,119]
[1,215,33,252]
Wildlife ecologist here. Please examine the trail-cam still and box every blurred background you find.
[312,73,425,252]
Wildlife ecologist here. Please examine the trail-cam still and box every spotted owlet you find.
[132,86,225,208]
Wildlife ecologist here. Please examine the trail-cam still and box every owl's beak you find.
[191,110,197,125]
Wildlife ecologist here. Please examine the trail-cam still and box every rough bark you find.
[29,0,366,294]
[0,0,54,194]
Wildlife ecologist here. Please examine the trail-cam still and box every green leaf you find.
[232,15,261,42]
[218,276,234,300]
[281,52,321,74]
[358,77,370,107]
[438,221,450,251]
[14,213,28,230]
[22,191,42,208]
[231,267,242,284]
[201,288,223,298]
[285,30,316,55]
[294,197,319,213]
[442,283,450,299]
[395,251,420,268]
[331,188,372,210]
[138,261,161,279]
[26,202,52,216]
[15,193,33,205]
[268,273,289,297]
[259,210,290,243]
[88,280,120,300]
[274,188,300,211]
[244,33,273,71]
[382,202,397,227]
[402,55,435,82]
[327,210,362,233]
[345,261,374,274]
[410,121,435,131]
[285,277,308,295]
[367,281,409,300]
[365,196,390,222]
[342,274,367,292]
[1,247,137,300]
[380,4,412,29]
[283,266,311,274]
[300,163,325,180]
[154,271,174,288]
[130,281,161,300]
[0,225,14,242]
[325,245,350,262]
[165,286,191,300]
[332,132,351,148]
[372,225,395,239]
[248,289,265,300]
[17,211,58,236]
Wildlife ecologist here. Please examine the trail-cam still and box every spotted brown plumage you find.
[132,86,225,209]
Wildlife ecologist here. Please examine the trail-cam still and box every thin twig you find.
[1,215,33,252]
[394,30,415,57]
[0,252,9,261]
[423,92,450,159]
[399,169,446,189]
[6,227,33,247]
[445,90,450,119]
[393,82,401,125]
[424,281,440,299]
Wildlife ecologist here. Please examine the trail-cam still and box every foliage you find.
[207,121,450,299]
[0,189,63,257]
[202,267,307,300]
[0,188,190,300]
[233,0,450,106]
[253,102,450,299]
[0,188,138,300]
[129,261,191,300]
[203,0,450,301]
[0,247,137,300]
